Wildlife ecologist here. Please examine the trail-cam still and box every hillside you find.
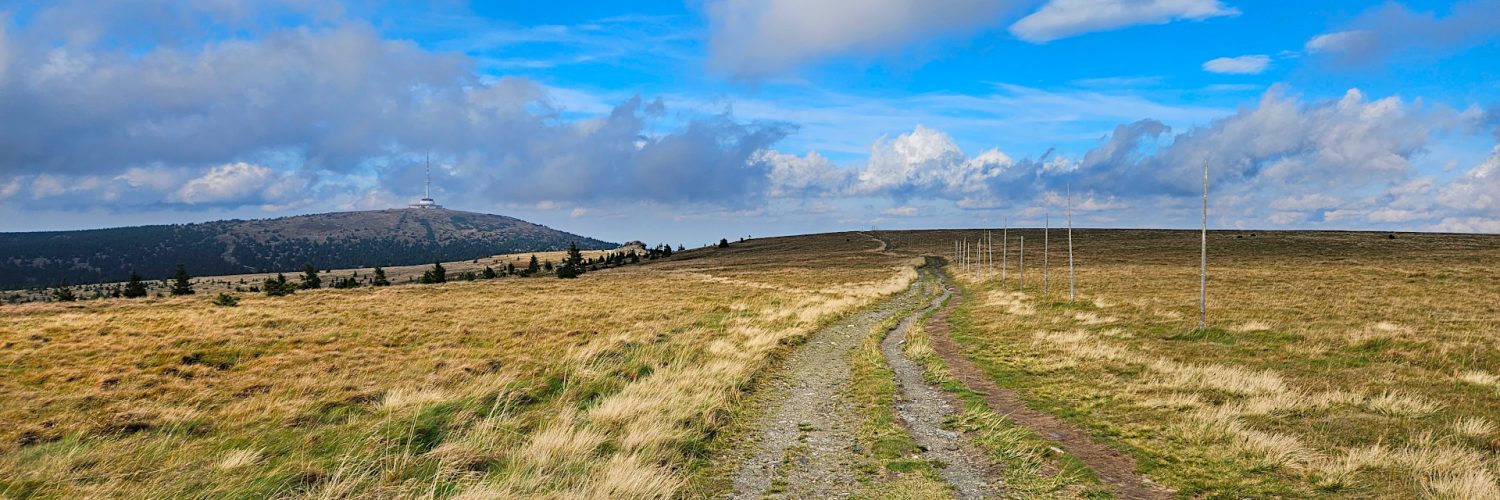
[0,209,614,289]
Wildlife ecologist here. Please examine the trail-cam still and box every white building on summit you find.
[408,157,442,209]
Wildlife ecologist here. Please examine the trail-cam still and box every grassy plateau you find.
[0,233,915,498]
[2,228,1496,498]
[880,229,1500,498]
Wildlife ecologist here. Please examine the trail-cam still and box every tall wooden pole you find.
[1199,160,1208,330]
[1019,236,1025,291]
[1043,213,1050,296]
[1068,186,1075,302]
[987,230,993,280]
[1001,221,1008,287]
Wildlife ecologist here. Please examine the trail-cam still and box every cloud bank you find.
[0,7,790,212]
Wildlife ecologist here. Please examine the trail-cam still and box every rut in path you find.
[729,260,1000,499]
[926,267,1172,500]
[879,262,998,499]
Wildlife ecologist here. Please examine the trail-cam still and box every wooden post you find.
[1001,221,1008,287]
[987,230,993,280]
[1043,212,1050,296]
[1200,159,1208,330]
[1068,186,1075,303]
[1019,235,1025,291]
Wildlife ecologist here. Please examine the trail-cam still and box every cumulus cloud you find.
[1073,86,1446,197]
[1010,0,1239,43]
[1202,54,1269,74]
[0,4,791,212]
[757,150,854,196]
[704,0,1017,77]
[170,162,309,206]
[1436,144,1500,214]
[1305,0,1500,66]
[852,125,1013,198]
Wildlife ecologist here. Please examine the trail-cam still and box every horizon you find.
[1,206,1487,240]
[1,1,1498,243]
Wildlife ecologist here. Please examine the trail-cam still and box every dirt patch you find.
[926,274,1171,500]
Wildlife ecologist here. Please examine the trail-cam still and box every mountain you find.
[0,209,614,290]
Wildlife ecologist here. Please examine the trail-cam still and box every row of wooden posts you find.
[952,161,1211,329]
[951,195,1076,303]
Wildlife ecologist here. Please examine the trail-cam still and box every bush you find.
[211,292,240,307]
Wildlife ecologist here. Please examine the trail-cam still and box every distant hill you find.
[0,209,614,290]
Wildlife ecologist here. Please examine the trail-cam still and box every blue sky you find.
[0,0,1497,243]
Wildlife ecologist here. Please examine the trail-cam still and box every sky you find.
[0,0,1497,244]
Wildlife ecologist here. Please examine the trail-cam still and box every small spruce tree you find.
[482,266,497,279]
[53,283,77,302]
[526,255,540,275]
[123,272,148,298]
[371,267,390,286]
[718,238,730,249]
[300,264,322,289]
[170,264,195,295]
[263,273,295,297]
[419,261,447,284]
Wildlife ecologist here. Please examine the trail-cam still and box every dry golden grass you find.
[879,229,1500,497]
[0,232,915,498]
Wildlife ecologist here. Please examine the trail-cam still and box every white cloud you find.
[1010,0,1239,43]
[757,150,853,196]
[704,0,1016,76]
[1436,144,1500,213]
[881,206,918,216]
[851,125,1013,197]
[1305,30,1375,54]
[170,162,302,205]
[1202,54,1270,74]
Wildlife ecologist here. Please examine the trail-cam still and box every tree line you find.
[21,242,683,305]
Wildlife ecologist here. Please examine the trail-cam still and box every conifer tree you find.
[53,283,77,302]
[170,264,195,295]
[527,255,540,275]
[482,266,497,279]
[371,266,390,286]
[300,263,322,289]
[123,271,148,298]
[263,273,295,296]
[419,261,447,284]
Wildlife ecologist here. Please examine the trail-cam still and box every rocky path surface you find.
[729,278,925,498]
[730,252,1001,498]
[880,264,998,499]
[731,233,1164,499]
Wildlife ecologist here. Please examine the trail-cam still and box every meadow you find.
[881,229,1500,498]
[3,228,1496,498]
[0,233,915,497]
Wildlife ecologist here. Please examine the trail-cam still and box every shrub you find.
[211,293,240,307]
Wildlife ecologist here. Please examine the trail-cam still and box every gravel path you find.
[881,264,999,499]
[729,280,925,498]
